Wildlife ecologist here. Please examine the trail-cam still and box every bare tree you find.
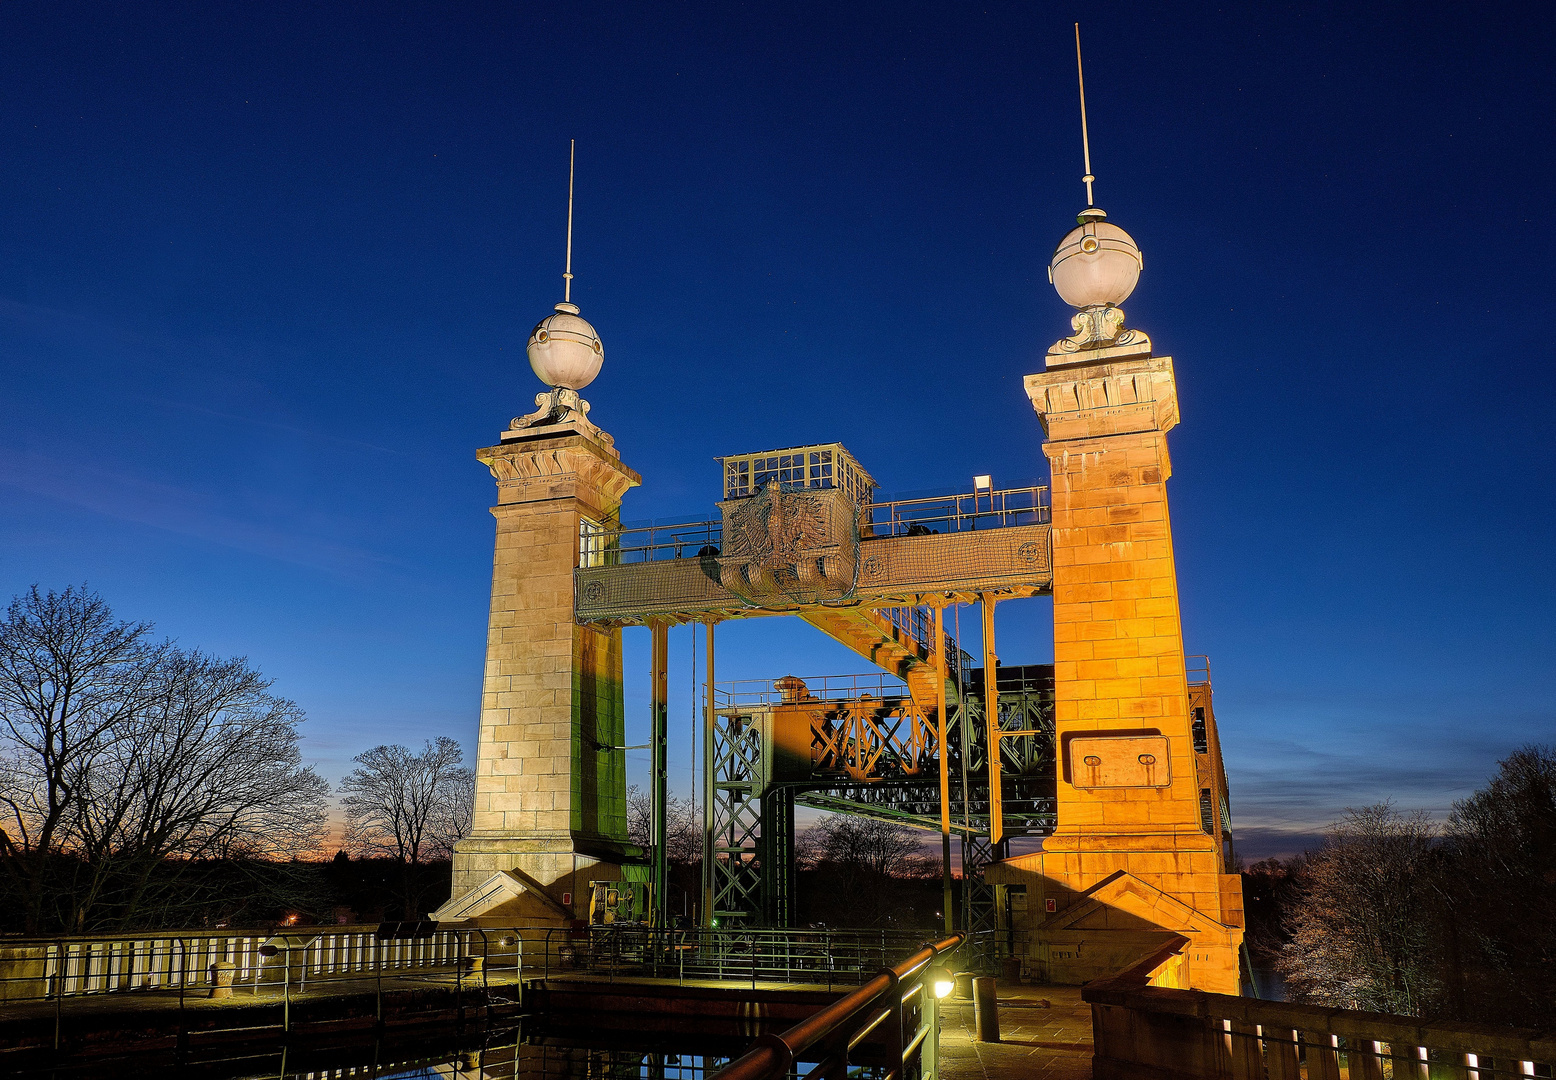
[341,738,472,863]
[798,814,935,877]
[1278,803,1443,1016]
[68,649,330,928]
[0,586,159,931]
[796,814,939,928]
[627,785,701,867]
[426,762,475,862]
[339,737,473,916]
[0,586,330,931]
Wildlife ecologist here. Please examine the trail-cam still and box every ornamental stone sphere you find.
[1049,211,1142,309]
[526,302,604,390]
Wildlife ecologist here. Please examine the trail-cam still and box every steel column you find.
[701,619,717,927]
[649,619,670,927]
[981,595,1003,845]
[935,604,953,935]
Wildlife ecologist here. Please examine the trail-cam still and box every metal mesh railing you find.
[526,926,945,991]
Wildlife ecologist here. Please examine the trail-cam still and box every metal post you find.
[923,982,940,1080]
[980,595,1003,846]
[884,970,905,1080]
[973,975,1000,1043]
[701,620,717,927]
[176,938,188,1061]
[53,939,63,1051]
[650,620,670,928]
[934,605,953,936]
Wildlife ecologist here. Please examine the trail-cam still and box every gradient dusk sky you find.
[1,3,1551,859]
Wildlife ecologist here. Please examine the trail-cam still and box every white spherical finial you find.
[1050,209,1142,309]
[526,302,603,390]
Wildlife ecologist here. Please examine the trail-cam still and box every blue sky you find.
[1,2,1551,859]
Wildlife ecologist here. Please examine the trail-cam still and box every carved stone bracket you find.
[480,440,640,508]
[510,387,615,450]
[1048,304,1152,366]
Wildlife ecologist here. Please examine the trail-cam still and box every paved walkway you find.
[939,983,1094,1080]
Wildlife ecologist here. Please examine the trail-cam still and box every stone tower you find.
[988,206,1244,994]
[441,411,641,924]
[436,165,646,923]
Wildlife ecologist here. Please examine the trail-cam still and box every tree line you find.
[1245,745,1556,1030]
[0,586,943,935]
[0,586,473,933]
[627,786,946,929]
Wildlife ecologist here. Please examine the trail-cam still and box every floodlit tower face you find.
[1014,195,1245,995]
[446,413,642,924]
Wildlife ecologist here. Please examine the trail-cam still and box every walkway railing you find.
[0,923,519,1004]
[864,484,1049,537]
[600,483,1049,565]
[714,672,912,708]
[1084,937,1556,1080]
[709,933,965,1080]
[529,925,942,991]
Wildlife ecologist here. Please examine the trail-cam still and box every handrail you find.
[709,933,964,1080]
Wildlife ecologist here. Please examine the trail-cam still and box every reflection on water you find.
[29,1013,874,1080]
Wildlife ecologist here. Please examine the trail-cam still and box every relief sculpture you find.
[717,481,858,606]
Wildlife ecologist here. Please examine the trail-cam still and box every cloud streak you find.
[0,445,405,578]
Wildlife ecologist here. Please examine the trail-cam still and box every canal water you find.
[15,1013,866,1080]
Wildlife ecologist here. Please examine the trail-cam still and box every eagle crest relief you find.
[717,481,858,606]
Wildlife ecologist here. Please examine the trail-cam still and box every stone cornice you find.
[477,432,641,510]
[1025,354,1179,442]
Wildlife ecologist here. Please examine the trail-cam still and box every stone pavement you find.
[939,983,1094,1080]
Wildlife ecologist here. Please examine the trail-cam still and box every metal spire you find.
[563,139,575,303]
[1075,24,1095,207]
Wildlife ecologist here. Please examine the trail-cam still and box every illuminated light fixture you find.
[930,965,955,999]
[973,475,992,492]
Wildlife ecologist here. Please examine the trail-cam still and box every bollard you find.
[208,960,237,999]
[972,976,1000,1043]
[953,971,976,999]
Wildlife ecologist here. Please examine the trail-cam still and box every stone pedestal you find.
[998,342,1243,994]
[444,419,643,926]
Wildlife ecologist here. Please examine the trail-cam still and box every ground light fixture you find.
[929,965,955,999]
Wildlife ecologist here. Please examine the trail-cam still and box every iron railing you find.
[713,672,913,708]
[863,485,1049,538]
[598,483,1049,566]
[881,605,976,681]
[603,517,724,564]
[1187,654,1211,685]
[0,923,520,1011]
[709,933,965,1080]
[529,925,940,992]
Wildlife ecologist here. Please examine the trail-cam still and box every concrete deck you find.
[940,983,1094,1080]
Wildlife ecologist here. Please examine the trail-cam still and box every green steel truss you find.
[705,666,1056,929]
